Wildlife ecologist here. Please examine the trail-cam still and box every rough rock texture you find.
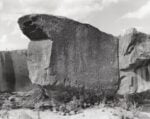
[0,50,31,92]
[27,40,53,85]
[18,14,119,96]
[118,28,150,94]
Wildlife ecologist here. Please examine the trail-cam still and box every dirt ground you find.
[0,106,150,119]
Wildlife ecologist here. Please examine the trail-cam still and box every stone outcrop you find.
[0,50,31,92]
[118,28,150,95]
[18,14,119,96]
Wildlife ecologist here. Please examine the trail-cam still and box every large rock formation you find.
[18,14,119,96]
[118,28,150,95]
[0,50,31,92]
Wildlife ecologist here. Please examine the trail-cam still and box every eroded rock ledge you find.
[18,14,80,41]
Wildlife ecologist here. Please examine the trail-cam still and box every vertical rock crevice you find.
[0,52,15,92]
[0,50,31,92]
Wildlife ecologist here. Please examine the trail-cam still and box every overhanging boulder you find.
[18,14,119,97]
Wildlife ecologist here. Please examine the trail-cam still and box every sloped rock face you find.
[18,14,119,96]
[0,50,31,92]
[118,28,150,94]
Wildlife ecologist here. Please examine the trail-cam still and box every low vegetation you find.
[0,90,143,114]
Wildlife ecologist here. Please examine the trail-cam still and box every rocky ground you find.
[0,106,150,119]
[0,89,150,119]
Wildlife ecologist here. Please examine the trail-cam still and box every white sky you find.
[0,0,150,50]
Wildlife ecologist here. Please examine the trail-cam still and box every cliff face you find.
[118,28,150,94]
[18,14,119,96]
[0,50,31,92]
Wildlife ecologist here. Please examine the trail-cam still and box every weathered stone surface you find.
[0,50,31,92]
[28,40,53,85]
[18,14,119,96]
[118,28,150,94]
